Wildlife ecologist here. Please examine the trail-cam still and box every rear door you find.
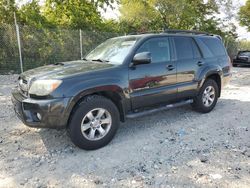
[172,36,203,99]
[129,37,177,109]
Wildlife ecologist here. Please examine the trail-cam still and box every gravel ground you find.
[0,67,249,188]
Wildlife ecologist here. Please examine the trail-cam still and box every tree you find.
[19,0,53,28]
[0,0,18,24]
[43,0,112,30]
[239,0,250,31]
[238,40,250,50]
[119,0,221,32]
[43,0,100,29]
[119,0,161,32]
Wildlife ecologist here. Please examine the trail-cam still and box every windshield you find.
[239,51,250,56]
[85,36,139,65]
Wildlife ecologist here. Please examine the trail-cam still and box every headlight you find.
[29,80,62,96]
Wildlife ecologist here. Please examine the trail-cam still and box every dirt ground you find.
[0,67,249,188]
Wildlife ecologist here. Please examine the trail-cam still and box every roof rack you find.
[127,29,222,39]
[127,30,164,35]
[128,29,212,36]
[163,29,210,35]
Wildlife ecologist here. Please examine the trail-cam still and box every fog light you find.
[36,113,42,121]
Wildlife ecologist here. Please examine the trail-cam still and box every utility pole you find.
[14,12,23,73]
[80,29,83,59]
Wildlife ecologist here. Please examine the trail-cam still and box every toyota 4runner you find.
[12,30,231,150]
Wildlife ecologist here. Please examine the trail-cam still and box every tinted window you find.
[174,37,194,60]
[239,51,250,57]
[192,40,202,58]
[86,36,139,65]
[199,37,226,56]
[136,38,170,63]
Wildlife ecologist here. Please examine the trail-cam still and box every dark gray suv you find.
[12,30,232,150]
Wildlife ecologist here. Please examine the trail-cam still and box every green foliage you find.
[224,35,239,58]
[43,0,103,30]
[0,0,18,24]
[119,0,161,32]
[119,0,221,32]
[0,0,119,73]
[19,0,53,28]
[238,40,250,50]
[119,0,240,58]
[0,24,19,73]
[239,0,250,31]
[0,0,246,73]
[0,0,117,30]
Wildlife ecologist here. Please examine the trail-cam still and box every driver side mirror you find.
[132,52,151,66]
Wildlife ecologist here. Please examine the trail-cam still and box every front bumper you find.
[11,89,72,128]
[233,60,250,66]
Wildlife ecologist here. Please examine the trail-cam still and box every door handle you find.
[167,65,175,71]
[197,61,204,66]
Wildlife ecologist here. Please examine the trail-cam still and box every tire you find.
[68,95,120,150]
[192,79,219,113]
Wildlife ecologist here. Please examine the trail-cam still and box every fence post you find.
[80,29,83,59]
[14,12,23,73]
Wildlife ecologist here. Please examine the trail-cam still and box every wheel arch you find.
[66,86,127,128]
[206,74,221,97]
[199,71,222,97]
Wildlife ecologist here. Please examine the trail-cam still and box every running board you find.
[126,99,193,119]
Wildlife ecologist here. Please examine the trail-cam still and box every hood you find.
[21,60,114,80]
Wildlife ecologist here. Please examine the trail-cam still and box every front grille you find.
[238,56,248,61]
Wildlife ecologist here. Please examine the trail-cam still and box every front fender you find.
[72,82,126,102]
[61,77,129,123]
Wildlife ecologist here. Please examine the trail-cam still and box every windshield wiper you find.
[91,59,110,63]
[54,62,64,66]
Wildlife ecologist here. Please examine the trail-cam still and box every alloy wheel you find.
[80,108,112,141]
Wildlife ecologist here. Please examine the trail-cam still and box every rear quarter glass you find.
[195,37,227,58]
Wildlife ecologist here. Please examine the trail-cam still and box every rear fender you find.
[197,65,222,90]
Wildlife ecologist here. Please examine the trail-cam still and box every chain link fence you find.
[0,24,118,74]
[0,24,242,74]
[0,24,20,74]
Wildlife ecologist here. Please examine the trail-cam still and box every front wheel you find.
[192,79,219,113]
[68,95,120,150]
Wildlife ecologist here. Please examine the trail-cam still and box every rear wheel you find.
[192,79,219,113]
[68,95,120,150]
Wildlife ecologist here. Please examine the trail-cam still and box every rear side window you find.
[136,37,170,63]
[173,37,201,60]
[199,37,226,57]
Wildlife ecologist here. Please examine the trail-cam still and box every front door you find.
[128,37,177,109]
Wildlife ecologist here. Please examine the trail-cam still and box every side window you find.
[173,37,193,60]
[199,37,226,56]
[136,38,170,63]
